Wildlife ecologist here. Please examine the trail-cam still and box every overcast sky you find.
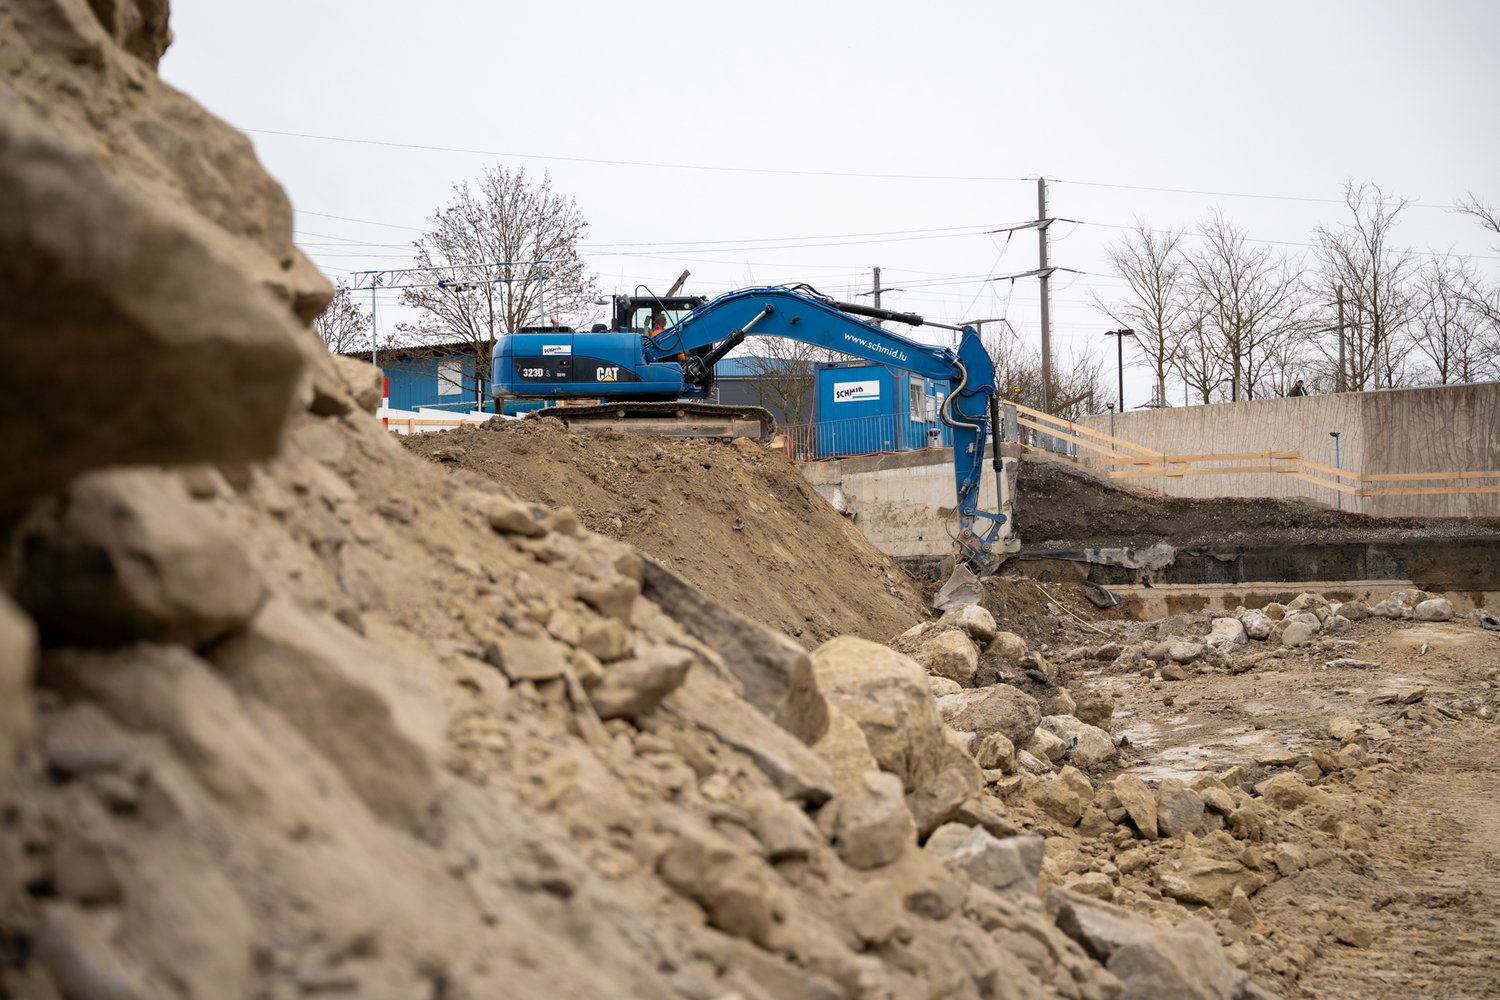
[162,0,1500,407]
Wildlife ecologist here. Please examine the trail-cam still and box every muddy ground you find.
[1015,458,1500,551]
[404,417,927,647]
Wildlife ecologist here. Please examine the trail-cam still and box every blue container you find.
[811,362,952,459]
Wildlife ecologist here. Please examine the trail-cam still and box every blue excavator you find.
[492,284,1011,583]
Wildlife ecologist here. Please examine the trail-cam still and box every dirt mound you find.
[404,418,926,647]
[1015,458,1500,551]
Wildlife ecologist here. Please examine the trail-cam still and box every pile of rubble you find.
[1,3,1291,997]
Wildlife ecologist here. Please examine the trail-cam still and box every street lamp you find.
[1104,329,1136,412]
[1329,431,1342,510]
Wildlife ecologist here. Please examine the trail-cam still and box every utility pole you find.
[856,267,902,314]
[369,283,378,367]
[1037,178,1053,413]
[985,183,1070,411]
[1335,285,1347,393]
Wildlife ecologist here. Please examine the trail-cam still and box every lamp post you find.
[1104,329,1136,412]
[1329,431,1342,510]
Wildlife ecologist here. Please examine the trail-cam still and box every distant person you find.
[1287,379,1308,397]
[648,312,666,338]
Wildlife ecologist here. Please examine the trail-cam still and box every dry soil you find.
[404,417,927,647]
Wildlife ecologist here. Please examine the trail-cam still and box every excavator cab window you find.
[628,305,693,335]
[611,295,707,336]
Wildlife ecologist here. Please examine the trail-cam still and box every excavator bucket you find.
[932,562,983,611]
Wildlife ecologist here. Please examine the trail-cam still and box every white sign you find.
[832,379,881,403]
[541,344,571,356]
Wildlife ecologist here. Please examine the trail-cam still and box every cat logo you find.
[597,366,620,382]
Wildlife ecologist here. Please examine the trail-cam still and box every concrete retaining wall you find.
[1075,382,1500,518]
[797,446,1018,560]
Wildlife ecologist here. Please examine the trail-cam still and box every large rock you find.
[939,604,998,644]
[1156,856,1265,908]
[914,629,980,687]
[924,823,1045,895]
[1277,620,1317,647]
[0,594,37,789]
[934,686,1042,746]
[587,646,694,721]
[1239,610,1273,640]
[1414,598,1453,622]
[1334,600,1370,621]
[642,557,828,743]
[657,820,784,946]
[1147,639,1205,664]
[210,598,438,834]
[1072,688,1114,728]
[830,770,915,869]
[988,631,1027,661]
[1208,617,1246,646]
[1052,894,1252,1000]
[1369,597,1412,619]
[666,666,835,805]
[1039,715,1116,768]
[1154,778,1205,838]
[1322,614,1351,635]
[16,469,266,646]
[0,74,319,519]
[1113,774,1158,839]
[973,733,1016,772]
[1285,593,1329,617]
[811,637,982,834]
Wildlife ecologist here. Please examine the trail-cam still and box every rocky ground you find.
[4,3,1498,999]
[905,584,1500,999]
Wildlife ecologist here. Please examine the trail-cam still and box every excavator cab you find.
[611,295,706,334]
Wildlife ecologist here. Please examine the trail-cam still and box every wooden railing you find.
[1009,402,1500,500]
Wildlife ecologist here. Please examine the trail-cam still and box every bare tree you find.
[1411,254,1494,384]
[398,166,597,405]
[1455,194,1500,341]
[313,282,372,355]
[1095,222,1189,407]
[1313,182,1419,391]
[1185,212,1306,400]
[737,337,838,429]
[1456,193,1500,241]
[1171,307,1230,404]
[984,324,1107,421]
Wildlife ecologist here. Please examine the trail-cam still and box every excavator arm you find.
[648,286,1010,579]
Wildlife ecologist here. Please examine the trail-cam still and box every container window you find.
[438,359,464,396]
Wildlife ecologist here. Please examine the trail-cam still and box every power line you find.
[1053,176,1452,211]
[243,127,1033,183]
[1080,220,1500,262]
[253,128,1478,211]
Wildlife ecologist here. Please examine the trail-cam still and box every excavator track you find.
[523,401,776,442]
